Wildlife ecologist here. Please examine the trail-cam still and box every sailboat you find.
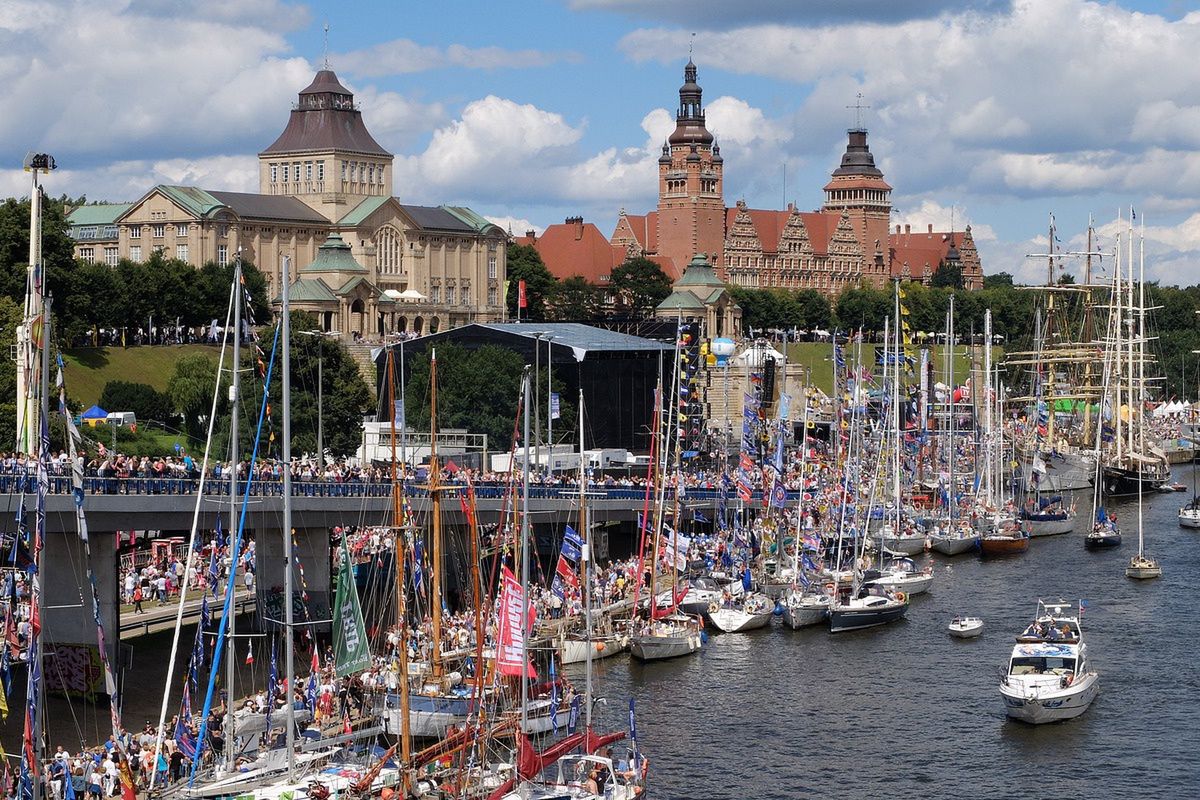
[780,389,833,629]
[1085,293,1122,550]
[1124,214,1162,580]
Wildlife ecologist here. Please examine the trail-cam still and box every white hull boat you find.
[1000,599,1098,724]
[780,590,830,629]
[873,532,927,556]
[867,570,933,596]
[707,593,774,633]
[930,533,979,555]
[1026,514,1076,536]
[559,632,628,664]
[629,616,702,662]
[1125,554,1162,579]
[948,616,984,638]
[1178,505,1200,528]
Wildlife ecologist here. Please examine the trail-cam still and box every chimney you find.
[787,202,795,212]
[904,224,911,235]
[928,223,933,234]
[565,215,584,240]
[525,229,536,242]
[895,224,901,235]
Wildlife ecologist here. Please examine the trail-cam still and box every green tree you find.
[930,263,965,289]
[834,285,891,332]
[505,243,556,321]
[98,381,173,424]
[983,272,1014,289]
[286,312,373,457]
[167,353,222,443]
[0,194,80,307]
[0,297,22,437]
[550,275,600,321]
[793,289,833,330]
[609,256,672,317]
[63,261,121,344]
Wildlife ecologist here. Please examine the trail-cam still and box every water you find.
[573,468,1199,799]
[5,469,1198,798]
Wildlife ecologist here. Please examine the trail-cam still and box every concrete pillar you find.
[254,526,331,634]
[41,531,120,696]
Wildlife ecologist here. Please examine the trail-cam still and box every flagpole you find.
[520,366,532,734]
[225,255,243,773]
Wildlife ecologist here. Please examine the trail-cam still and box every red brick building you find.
[526,59,982,294]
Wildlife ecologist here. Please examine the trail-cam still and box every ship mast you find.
[386,350,412,789]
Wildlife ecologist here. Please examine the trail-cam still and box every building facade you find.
[67,69,507,338]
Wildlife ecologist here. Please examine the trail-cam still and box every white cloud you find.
[892,199,996,242]
[569,0,1009,25]
[485,216,544,237]
[333,39,581,77]
[0,154,261,203]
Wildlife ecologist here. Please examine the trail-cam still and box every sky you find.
[2,0,1200,284]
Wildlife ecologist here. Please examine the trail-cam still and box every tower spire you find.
[847,92,870,129]
[323,22,330,69]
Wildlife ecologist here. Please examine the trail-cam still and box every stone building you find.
[66,68,506,338]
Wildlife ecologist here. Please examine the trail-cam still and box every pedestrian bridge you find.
[7,476,775,535]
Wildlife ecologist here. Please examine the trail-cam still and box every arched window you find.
[375,225,403,275]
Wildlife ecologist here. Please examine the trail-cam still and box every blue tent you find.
[81,405,108,420]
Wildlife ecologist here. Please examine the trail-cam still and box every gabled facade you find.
[66,67,507,338]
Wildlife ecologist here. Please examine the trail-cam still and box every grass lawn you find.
[781,341,1003,394]
[62,344,218,406]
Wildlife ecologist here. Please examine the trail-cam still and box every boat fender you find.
[699,630,709,645]
[895,591,907,603]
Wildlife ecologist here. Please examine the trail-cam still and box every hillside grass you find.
[62,344,218,407]
[780,341,1003,394]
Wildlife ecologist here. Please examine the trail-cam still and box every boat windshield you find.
[546,756,614,788]
[1009,656,1076,676]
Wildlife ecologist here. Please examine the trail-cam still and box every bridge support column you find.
[41,531,120,698]
[255,526,332,635]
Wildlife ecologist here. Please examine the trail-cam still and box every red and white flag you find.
[496,566,536,678]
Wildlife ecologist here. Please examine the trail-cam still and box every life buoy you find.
[895,591,907,603]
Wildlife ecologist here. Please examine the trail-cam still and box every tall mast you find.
[983,309,993,503]
[224,255,242,772]
[579,389,594,727]
[519,368,532,734]
[1113,223,1123,466]
[281,256,296,780]
[386,350,412,788]
[947,296,956,511]
[1137,214,1146,556]
[893,284,901,531]
[429,351,444,680]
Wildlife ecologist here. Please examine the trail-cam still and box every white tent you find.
[398,288,427,302]
[732,342,786,367]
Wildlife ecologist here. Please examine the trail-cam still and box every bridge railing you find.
[0,474,778,503]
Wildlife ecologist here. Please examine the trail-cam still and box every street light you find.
[297,329,338,463]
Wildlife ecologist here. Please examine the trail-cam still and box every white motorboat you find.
[707,592,774,633]
[999,600,1099,724]
[779,586,831,629]
[500,752,644,800]
[1179,499,1200,528]
[948,616,984,638]
[678,574,743,616]
[865,557,934,596]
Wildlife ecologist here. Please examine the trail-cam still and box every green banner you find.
[333,534,371,678]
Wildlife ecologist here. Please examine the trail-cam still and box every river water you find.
[5,468,1197,799]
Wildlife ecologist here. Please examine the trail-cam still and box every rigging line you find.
[150,276,235,789]
[189,319,282,786]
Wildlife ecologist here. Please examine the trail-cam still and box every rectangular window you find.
[341,161,347,181]
[176,244,189,261]
[282,164,290,183]
[152,224,165,238]
[488,255,497,279]
[317,161,325,181]
[294,162,301,183]
[102,225,118,239]
[487,286,497,306]
[80,247,95,263]
[377,165,385,185]
[176,223,189,236]
[217,224,228,238]
[129,246,141,262]
[368,165,375,185]
[461,286,470,306]
[430,286,440,303]
[446,286,455,305]
[270,164,278,183]
[305,161,313,180]
[217,244,228,266]
[104,247,119,266]
[130,225,141,239]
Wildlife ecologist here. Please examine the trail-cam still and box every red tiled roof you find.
[618,211,659,252]
[887,229,965,276]
[725,207,839,256]
[524,221,627,284]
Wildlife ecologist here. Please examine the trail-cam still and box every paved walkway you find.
[119,586,256,639]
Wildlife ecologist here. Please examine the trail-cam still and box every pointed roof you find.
[261,68,391,157]
[301,233,368,274]
[675,253,725,288]
[832,128,883,178]
[669,59,713,147]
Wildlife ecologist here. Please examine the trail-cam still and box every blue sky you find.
[2,0,1200,283]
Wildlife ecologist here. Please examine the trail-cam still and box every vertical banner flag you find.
[518,280,528,309]
[496,566,537,678]
[550,392,561,421]
[332,534,371,677]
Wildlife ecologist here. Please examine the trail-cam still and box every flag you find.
[567,694,581,734]
[118,758,136,800]
[560,526,582,562]
[342,711,352,735]
[628,698,639,771]
[333,534,371,677]
[550,392,561,421]
[518,279,528,309]
[552,554,579,598]
[549,657,559,735]
[266,637,277,733]
[693,509,709,524]
[245,643,254,665]
[215,515,226,550]
[496,566,536,678]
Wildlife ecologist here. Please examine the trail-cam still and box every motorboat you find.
[779,586,831,629]
[707,592,774,633]
[500,752,644,800]
[864,557,934,596]
[1125,553,1162,580]
[828,586,908,634]
[999,599,1098,724]
[948,616,984,638]
[629,614,702,662]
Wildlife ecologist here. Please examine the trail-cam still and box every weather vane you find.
[323,22,330,69]
[847,92,870,128]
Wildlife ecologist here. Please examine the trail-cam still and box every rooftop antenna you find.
[847,92,870,129]
[323,22,330,69]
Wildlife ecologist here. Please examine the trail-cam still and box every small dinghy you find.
[948,616,984,638]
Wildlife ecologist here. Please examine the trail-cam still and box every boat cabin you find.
[1007,642,1082,678]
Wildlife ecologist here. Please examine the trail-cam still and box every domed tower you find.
[259,68,394,216]
[657,59,725,276]
[822,128,892,286]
